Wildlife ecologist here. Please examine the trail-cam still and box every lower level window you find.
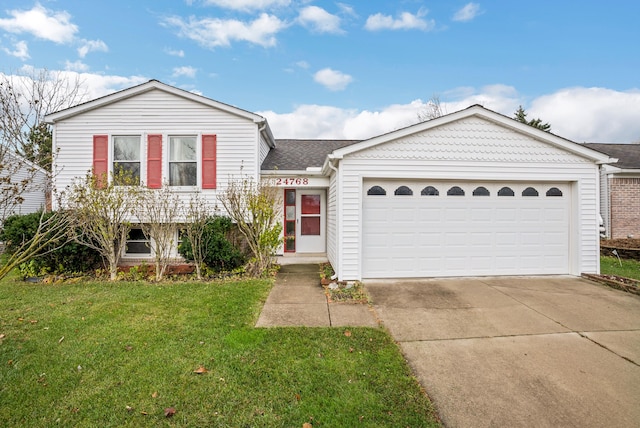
[126,228,150,255]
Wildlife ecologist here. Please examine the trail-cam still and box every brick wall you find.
[609,177,640,239]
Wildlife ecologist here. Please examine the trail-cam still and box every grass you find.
[601,256,640,282]
[0,276,439,427]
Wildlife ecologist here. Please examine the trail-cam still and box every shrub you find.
[178,216,244,273]
[1,211,101,276]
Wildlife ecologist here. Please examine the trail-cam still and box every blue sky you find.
[1,1,639,143]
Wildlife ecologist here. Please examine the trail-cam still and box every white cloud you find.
[200,0,291,12]
[365,9,435,31]
[161,13,287,48]
[296,60,309,69]
[172,66,197,78]
[314,68,353,91]
[77,39,108,58]
[453,3,482,22]
[0,4,78,44]
[262,85,640,144]
[530,87,640,143]
[165,48,185,57]
[337,3,357,18]
[65,72,148,100]
[297,6,343,34]
[64,60,89,72]
[3,40,29,60]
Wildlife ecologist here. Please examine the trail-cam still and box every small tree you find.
[417,95,447,122]
[180,195,212,279]
[136,185,182,281]
[64,171,140,280]
[218,177,282,277]
[0,210,71,280]
[1,211,101,276]
[514,105,551,132]
[0,69,88,221]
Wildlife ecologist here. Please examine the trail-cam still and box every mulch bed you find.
[582,273,640,296]
[600,238,640,259]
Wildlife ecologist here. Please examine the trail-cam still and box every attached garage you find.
[323,105,614,281]
[362,180,571,278]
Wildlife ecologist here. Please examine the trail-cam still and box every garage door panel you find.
[363,180,570,278]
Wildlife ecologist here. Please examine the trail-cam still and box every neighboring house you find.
[583,143,640,239]
[0,150,47,222]
[45,80,614,280]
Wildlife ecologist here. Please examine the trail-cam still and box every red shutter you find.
[202,134,217,189]
[147,134,162,188]
[92,135,108,189]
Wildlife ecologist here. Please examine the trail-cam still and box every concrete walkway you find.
[255,263,378,327]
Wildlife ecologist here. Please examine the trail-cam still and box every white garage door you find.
[362,180,570,278]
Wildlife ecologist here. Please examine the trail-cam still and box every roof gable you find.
[44,79,265,124]
[329,105,613,165]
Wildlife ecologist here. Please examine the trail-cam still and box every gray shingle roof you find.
[583,143,640,169]
[261,139,361,171]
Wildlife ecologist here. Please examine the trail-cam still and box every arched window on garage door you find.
[498,187,514,196]
[421,186,439,196]
[367,185,386,196]
[522,187,539,197]
[472,186,490,196]
[447,186,465,196]
[546,187,563,197]
[394,185,413,196]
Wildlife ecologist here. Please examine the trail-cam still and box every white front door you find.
[296,190,326,253]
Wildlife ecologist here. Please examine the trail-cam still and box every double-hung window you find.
[169,136,197,186]
[113,136,141,185]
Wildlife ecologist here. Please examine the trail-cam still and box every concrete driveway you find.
[366,276,640,428]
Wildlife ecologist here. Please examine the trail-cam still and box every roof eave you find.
[45,80,264,124]
[330,105,614,164]
[260,169,325,176]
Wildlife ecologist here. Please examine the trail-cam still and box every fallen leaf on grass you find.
[58,336,65,344]
[303,423,313,428]
[193,365,208,374]
[344,330,351,337]
[349,347,354,353]
[29,320,38,324]
[0,334,5,340]
[125,406,134,412]
[140,411,148,416]
[295,393,301,402]
[164,407,176,418]
[151,391,158,398]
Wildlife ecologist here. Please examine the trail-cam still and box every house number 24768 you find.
[276,178,309,186]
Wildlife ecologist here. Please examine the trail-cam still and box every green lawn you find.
[0,276,439,427]
[601,256,640,282]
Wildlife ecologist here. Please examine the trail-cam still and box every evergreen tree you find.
[514,105,551,132]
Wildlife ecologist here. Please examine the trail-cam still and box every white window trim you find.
[110,133,145,186]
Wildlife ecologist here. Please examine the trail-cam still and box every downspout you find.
[327,157,340,280]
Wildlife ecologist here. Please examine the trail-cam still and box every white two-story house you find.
[46,80,613,281]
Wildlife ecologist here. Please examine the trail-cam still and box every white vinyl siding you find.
[1,153,47,219]
[326,171,338,268]
[336,117,601,280]
[259,136,271,165]
[52,88,261,218]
